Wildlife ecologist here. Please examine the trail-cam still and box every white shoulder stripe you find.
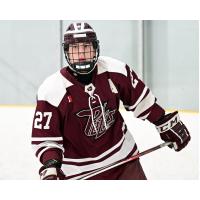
[37,71,73,107]
[97,56,127,76]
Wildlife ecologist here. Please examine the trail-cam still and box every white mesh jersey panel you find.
[97,56,127,76]
[37,71,73,107]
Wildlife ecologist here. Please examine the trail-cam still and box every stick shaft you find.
[75,141,172,180]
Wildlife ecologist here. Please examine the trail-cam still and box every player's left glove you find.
[154,111,191,151]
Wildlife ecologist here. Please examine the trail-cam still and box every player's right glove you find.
[39,159,65,180]
[154,111,191,151]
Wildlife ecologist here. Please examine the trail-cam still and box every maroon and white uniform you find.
[31,56,164,179]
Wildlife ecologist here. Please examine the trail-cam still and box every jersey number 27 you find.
[34,111,52,129]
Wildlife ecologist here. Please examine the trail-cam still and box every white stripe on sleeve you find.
[32,141,64,159]
[134,90,155,118]
[124,86,148,111]
[31,137,63,142]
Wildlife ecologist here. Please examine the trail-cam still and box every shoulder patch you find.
[97,56,127,76]
[37,71,73,107]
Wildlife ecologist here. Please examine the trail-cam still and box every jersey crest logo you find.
[76,102,116,139]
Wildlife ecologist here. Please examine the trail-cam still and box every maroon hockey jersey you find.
[31,56,164,179]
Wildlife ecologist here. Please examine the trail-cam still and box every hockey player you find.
[31,22,191,180]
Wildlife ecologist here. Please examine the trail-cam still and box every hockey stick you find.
[75,141,173,180]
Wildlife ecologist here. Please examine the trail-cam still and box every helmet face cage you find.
[63,22,100,75]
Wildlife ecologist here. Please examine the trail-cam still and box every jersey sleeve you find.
[31,100,64,165]
[117,65,165,123]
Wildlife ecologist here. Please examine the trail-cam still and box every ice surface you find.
[0,106,198,179]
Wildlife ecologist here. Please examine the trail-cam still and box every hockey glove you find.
[39,159,65,180]
[154,111,191,151]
